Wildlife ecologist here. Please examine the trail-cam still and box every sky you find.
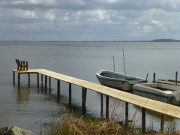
[0,0,180,41]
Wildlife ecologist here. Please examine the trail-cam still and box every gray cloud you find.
[0,0,180,41]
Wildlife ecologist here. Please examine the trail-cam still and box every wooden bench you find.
[15,59,28,71]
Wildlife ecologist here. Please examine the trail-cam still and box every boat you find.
[133,83,180,104]
[96,70,148,91]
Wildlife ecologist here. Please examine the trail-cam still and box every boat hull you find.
[133,83,180,105]
[96,70,147,91]
[133,83,174,97]
[96,76,132,90]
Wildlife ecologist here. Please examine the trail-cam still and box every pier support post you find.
[161,114,165,132]
[49,77,51,93]
[175,71,178,85]
[125,102,129,127]
[28,73,30,86]
[106,95,109,119]
[101,94,103,116]
[45,75,47,93]
[153,73,156,83]
[69,83,72,107]
[41,74,43,86]
[57,80,60,98]
[113,56,115,72]
[13,71,15,85]
[142,108,146,134]
[37,73,39,88]
[18,73,20,86]
[82,87,87,115]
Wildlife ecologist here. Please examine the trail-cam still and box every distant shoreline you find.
[0,39,180,42]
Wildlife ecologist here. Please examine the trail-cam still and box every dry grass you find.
[50,116,135,135]
[46,101,180,135]
[49,114,180,135]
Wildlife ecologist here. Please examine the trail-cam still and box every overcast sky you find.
[0,0,180,41]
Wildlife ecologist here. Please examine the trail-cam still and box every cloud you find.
[84,9,110,22]
[143,25,152,32]
[44,10,56,21]
[1,0,180,41]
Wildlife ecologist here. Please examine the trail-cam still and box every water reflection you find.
[16,86,30,104]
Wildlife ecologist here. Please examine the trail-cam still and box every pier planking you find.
[156,79,180,86]
[13,69,180,119]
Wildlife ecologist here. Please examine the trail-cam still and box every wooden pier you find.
[13,69,180,133]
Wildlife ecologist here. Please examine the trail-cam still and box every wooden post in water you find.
[69,83,72,106]
[175,71,178,85]
[106,95,109,119]
[82,87,87,115]
[153,73,156,83]
[125,102,129,127]
[37,73,39,88]
[113,56,115,72]
[49,77,51,93]
[57,80,60,98]
[101,94,103,116]
[146,73,149,80]
[13,71,15,85]
[122,49,126,75]
[45,75,47,93]
[142,108,146,133]
[41,74,43,85]
[28,73,30,86]
[18,73,20,86]
[161,114,165,132]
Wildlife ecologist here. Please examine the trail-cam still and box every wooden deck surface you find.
[13,69,180,119]
[156,79,180,86]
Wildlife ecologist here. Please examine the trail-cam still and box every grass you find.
[41,100,180,135]
[49,115,140,135]
[48,113,180,135]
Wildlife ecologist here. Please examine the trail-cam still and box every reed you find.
[42,101,180,135]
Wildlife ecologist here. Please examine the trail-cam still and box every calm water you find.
[0,41,180,134]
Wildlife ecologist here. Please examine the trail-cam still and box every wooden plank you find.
[156,79,180,86]
[13,69,180,119]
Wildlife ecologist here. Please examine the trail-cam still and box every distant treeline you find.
[152,39,180,42]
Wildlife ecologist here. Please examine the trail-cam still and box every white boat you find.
[133,83,180,104]
[96,70,147,91]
